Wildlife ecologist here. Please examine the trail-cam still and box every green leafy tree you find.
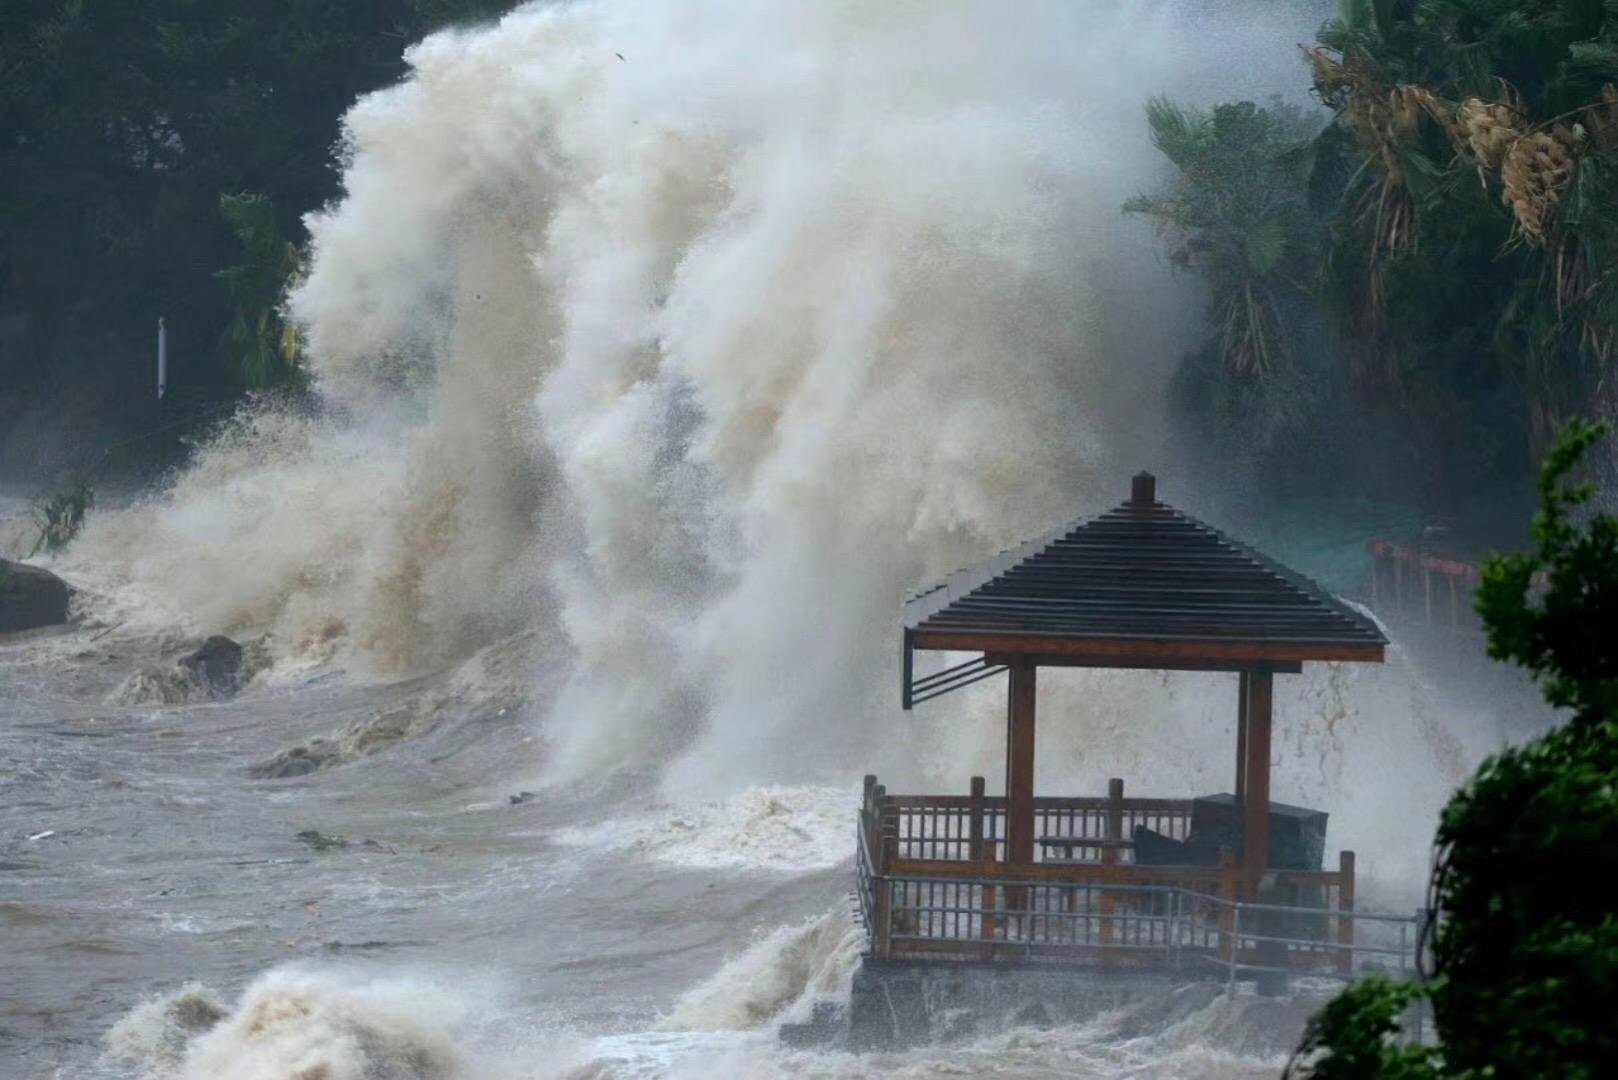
[1473,419,1618,720]
[1126,96,1419,507]
[1127,98,1322,380]
[1289,419,1618,1079]
[1289,977,1441,1080]
[215,193,303,390]
[0,1,510,440]
[1307,0,1618,516]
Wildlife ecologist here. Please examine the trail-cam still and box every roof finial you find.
[1131,471,1156,505]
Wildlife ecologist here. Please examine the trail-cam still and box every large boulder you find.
[0,558,73,634]
[178,635,245,699]
[111,634,264,706]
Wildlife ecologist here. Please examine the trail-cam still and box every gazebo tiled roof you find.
[902,473,1385,707]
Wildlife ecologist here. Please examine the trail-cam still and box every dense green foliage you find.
[1138,0,1618,538]
[1288,977,1440,1079]
[1126,96,1419,509]
[1474,419,1618,719]
[1289,420,1618,1078]
[1127,99,1346,486]
[1126,99,1322,381]
[215,192,304,390]
[1313,0,1618,508]
[0,0,509,441]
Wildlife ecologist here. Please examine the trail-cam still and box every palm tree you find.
[1125,96,1371,497]
[1308,0,1618,452]
[1126,98,1321,379]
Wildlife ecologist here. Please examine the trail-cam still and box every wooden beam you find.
[1005,661,1037,869]
[982,652,1301,674]
[914,630,1383,665]
[1336,850,1356,975]
[1242,667,1274,893]
[1235,670,1249,802]
[968,776,986,862]
[887,855,1229,886]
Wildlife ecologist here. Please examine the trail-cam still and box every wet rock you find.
[293,830,393,854]
[508,791,538,805]
[250,742,337,779]
[112,634,265,706]
[321,940,412,953]
[0,558,73,634]
[178,635,244,699]
[295,830,348,852]
[167,992,227,1033]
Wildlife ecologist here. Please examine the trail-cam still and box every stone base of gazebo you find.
[814,958,1367,1051]
[842,962,1187,1050]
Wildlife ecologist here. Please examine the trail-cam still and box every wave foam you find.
[103,968,499,1080]
[662,906,861,1032]
[550,785,854,872]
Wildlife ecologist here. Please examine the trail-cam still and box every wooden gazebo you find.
[856,472,1391,974]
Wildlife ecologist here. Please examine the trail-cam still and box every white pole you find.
[157,317,167,400]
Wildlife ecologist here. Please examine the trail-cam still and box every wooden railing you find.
[857,775,1371,977]
[1363,537,1553,640]
[875,776,1194,865]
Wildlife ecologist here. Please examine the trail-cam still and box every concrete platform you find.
[780,957,1331,1052]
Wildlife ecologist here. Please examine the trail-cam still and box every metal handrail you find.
[864,862,1425,984]
[853,818,878,933]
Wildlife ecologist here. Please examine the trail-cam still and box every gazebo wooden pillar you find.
[1005,660,1037,866]
[901,472,1386,889]
[1239,665,1274,888]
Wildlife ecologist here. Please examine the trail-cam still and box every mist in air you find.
[9,3,1541,1078]
[69,0,1341,788]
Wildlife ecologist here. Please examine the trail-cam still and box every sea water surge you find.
[1,2,1549,1076]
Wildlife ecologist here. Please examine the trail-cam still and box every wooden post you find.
[872,784,886,848]
[1218,847,1238,964]
[1005,661,1036,919]
[1105,777,1125,851]
[1101,778,1124,953]
[968,776,985,862]
[1235,671,1250,801]
[875,834,895,960]
[1242,667,1274,894]
[980,845,998,943]
[875,796,897,959]
[1005,661,1037,867]
[1336,850,1356,975]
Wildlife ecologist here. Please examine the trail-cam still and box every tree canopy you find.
[0,1,509,440]
[1134,0,1618,541]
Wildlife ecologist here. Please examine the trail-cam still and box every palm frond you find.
[1144,96,1209,170]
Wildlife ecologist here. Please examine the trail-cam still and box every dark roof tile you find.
[904,474,1386,658]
